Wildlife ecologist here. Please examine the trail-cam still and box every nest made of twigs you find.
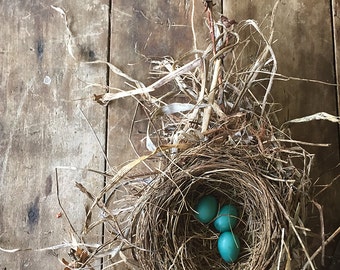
[92,14,316,269]
[64,4,319,270]
[127,115,312,270]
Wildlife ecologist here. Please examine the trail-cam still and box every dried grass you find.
[83,3,320,269]
[129,140,312,269]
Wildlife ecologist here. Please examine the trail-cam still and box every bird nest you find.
[64,3,319,270]
[130,134,311,270]
[91,13,315,270]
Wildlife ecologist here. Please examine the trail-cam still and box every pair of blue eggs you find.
[194,195,240,263]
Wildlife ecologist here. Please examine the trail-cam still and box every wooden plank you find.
[333,0,340,128]
[224,0,340,267]
[0,1,109,269]
[105,1,221,268]
[107,0,213,167]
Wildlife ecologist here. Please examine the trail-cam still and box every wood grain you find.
[0,1,109,269]
[105,0,220,268]
[333,0,340,126]
[107,0,213,167]
[224,0,340,266]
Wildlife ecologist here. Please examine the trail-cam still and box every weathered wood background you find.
[0,0,339,269]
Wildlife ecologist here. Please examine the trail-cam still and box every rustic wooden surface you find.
[0,1,109,269]
[105,1,214,268]
[224,0,340,266]
[107,0,211,167]
[333,0,340,120]
[0,0,340,269]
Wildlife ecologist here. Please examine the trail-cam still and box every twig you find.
[191,0,198,56]
[259,71,339,86]
[274,196,315,270]
[276,138,330,147]
[201,0,222,133]
[312,201,325,266]
[201,58,222,132]
[302,226,340,270]
[277,228,285,270]
[260,0,279,116]
[314,174,340,198]
[204,1,217,55]
[55,168,80,240]
[128,102,154,172]
[78,106,114,173]
[93,58,202,105]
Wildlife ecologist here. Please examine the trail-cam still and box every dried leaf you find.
[92,58,202,105]
[77,247,89,263]
[160,103,204,115]
[285,112,340,125]
[90,60,145,88]
[61,258,69,266]
[146,131,156,152]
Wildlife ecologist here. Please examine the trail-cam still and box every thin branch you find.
[55,168,80,240]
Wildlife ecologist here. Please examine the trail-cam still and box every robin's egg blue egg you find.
[218,231,240,263]
[194,195,218,223]
[214,204,238,232]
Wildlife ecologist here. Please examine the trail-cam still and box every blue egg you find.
[195,195,218,223]
[214,204,238,232]
[217,232,240,263]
